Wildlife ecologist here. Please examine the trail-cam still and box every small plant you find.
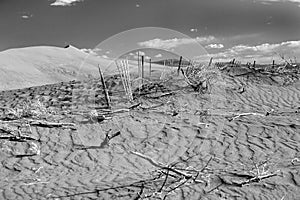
[183,63,219,93]
[4,99,51,120]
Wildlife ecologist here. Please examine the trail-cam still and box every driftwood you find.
[0,135,39,142]
[227,112,265,121]
[29,120,76,129]
[219,171,278,187]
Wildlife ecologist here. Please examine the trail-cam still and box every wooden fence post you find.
[137,51,140,77]
[177,56,183,75]
[98,64,111,108]
[209,57,213,66]
[141,55,144,84]
[149,58,152,79]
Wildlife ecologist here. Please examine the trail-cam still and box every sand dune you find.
[0,65,299,199]
[0,46,171,92]
[0,45,115,91]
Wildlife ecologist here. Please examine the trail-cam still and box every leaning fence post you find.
[98,64,111,108]
[177,56,183,75]
[149,58,152,79]
[208,57,213,66]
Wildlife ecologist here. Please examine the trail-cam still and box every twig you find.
[29,120,76,129]
[140,103,165,110]
[131,151,191,178]
[0,135,38,142]
[129,103,142,110]
[131,151,164,168]
[227,112,265,121]
[150,92,174,99]
[233,172,278,187]
[200,157,213,172]
[164,178,189,199]
[74,131,121,150]
[158,169,169,192]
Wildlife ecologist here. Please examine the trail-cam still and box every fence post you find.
[137,51,140,77]
[177,56,183,75]
[98,64,111,108]
[208,57,213,66]
[141,55,144,84]
[149,58,152,79]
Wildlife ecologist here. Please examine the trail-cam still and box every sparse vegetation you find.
[2,99,51,120]
[0,56,299,199]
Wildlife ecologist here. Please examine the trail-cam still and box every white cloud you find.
[21,15,30,19]
[50,0,84,6]
[196,40,300,64]
[256,0,300,6]
[80,48,100,56]
[206,44,224,49]
[155,54,163,58]
[21,13,33,19]
[136,51,145,56]
[138,36,216,50]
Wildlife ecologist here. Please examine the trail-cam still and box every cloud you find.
[138,36,216,50]
[256,0,300,6]
[155,54,163,58]
[206,44,224,49]
[136,51,145,56]
[21,13,33,19]
[196,40,300,63]
[50,0,84,6]
[81,48,98,56]
[21,15,31,19]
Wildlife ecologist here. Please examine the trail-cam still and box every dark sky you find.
[0,0,299,62]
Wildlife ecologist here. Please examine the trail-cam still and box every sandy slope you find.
[0,46,171,92]
[0,46,115,91]
[0,66,299,199]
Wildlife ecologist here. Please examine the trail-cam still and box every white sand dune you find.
[0,45,170,91]
[0,45,116,91]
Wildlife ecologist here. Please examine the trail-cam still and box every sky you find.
[0,0,300,63]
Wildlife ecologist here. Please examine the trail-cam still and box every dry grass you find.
[4,99,52,120]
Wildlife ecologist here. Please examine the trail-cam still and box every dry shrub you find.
[184,64,220,93]
[5,99,51,120]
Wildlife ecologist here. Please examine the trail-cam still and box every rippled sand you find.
[0,69,299,200]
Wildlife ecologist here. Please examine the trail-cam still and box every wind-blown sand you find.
[0,46,115,91]
[0,62,299,199]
